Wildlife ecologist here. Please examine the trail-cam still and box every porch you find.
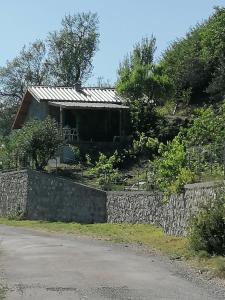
[48,102,130,144]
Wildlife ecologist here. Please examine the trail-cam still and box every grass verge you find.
[0,218,224,279]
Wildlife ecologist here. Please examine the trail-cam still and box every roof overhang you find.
[12,90,33,129]
[48,101,129,110]
[12,86,129,130]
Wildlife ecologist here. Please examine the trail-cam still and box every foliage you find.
[161,7,225,104]
[188,194,225,256]
[132,133,159,157]
[90,152,120,190]
[0,40,50,106]
[156,116,190,143]
[0,103,18,136]
[0,41,50,134]
[116,37,172,135]
[186,105,225,146]
[69,145,81,164]
[212,257,225,278]
[48,12,99,86]
[153,134,195,194]
[0,117,62,170]
[161,26,205,104]
[153,103,225,194]
[0,12,100,136]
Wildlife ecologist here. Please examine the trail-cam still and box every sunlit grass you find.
[0,218,187,257]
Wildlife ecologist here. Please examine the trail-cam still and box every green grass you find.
[0,218,187,257]
[0,218,224,278]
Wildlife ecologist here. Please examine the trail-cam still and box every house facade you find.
[13,86,130,145]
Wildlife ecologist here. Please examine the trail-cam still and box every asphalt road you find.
[0,225,224,300]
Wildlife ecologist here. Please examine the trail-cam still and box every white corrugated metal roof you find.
[49,101,128,109]
[28,86,123,104]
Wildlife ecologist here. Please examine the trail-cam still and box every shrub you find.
[188,194,225,255]
[168,168,196,194]
[153,134,195,194]
[69,145,81,164]
[153,104,225,194]
[4,117,62,170]
[0,136,13,169]
[90,152,120,190]
[132,132,159,157]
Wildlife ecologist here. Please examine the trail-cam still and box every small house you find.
[13,85,130,145]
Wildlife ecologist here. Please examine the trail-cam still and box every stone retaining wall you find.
[0,170,28,218]
[26,170,106,223]
[0,169,106,223]
[0,170,223,235]
[107,181,223,236]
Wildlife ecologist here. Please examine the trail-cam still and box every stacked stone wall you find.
[0,170,28,218]
[26,170,106,223]
[0,170,106,223]
[107,181,223,236]
[0,170,222,235]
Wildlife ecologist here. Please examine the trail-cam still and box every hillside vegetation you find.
[2,8,225,193]
[0,7,225,272]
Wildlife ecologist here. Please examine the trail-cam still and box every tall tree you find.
[0,40,49,106]
[48,12,99,86]
[117,36,171,102]
[161,7,225,104]
[116,36,171,134]
[0,40,50,135]
[0,12,100,135]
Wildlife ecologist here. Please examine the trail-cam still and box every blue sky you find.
[0,0,224,85]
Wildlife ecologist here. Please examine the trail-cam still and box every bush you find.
[132,132,159,157]
[90,152,120,190]
[69,145,81,164]
[1,117,62,170]
[153,134,195,194]
[188,195,225,255]
[153,104,225,194]
[0,136,12,169]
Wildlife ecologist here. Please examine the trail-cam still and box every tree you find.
[0,40,50,106]
[161,7,225,104]
[0,103,17,136]
[116,36,171,134]
[0,40,50,134]
[117,36,157,100]
[161,26,207,105]
[0,12,100,135]
[2,117,62,170]
[48,12,99,86]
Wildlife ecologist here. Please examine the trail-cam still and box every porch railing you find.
[61,128,79,142]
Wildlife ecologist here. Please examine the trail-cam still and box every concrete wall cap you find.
[0,169,28,176]
[184,181,224,189]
